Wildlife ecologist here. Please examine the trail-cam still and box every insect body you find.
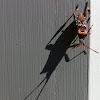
[72,2,98,54]
[77,13,87,36]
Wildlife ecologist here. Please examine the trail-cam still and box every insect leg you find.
[72,38,83,49]
[83,44,87,54]
[83,43,99,53]
[86,2,91,23]
[87,25,93,35]
[74,6,79,21]
[72,43,82,49]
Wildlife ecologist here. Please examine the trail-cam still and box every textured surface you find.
[0,0,89,100]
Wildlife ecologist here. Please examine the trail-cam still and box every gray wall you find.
[0,0,90,100]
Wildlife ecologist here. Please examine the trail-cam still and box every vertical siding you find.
[0,0,89,100]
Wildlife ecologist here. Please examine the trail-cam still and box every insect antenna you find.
[83,43,99,53]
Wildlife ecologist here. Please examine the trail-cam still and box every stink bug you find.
[72,2,98,54]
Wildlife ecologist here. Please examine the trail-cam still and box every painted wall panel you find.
[0,0,89,100]
[89,1,100,100]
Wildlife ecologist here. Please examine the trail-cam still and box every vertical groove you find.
[0,0,89,100]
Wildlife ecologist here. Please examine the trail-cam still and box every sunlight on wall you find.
[89,0,100,100]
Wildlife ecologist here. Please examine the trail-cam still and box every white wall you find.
[89,0,100,100]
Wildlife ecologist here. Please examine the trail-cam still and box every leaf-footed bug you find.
[72,1,98,54]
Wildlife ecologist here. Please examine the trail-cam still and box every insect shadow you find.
[24,17,78,100]
[24,3,88,100]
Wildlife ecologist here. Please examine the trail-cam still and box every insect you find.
[72,2,98,54]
